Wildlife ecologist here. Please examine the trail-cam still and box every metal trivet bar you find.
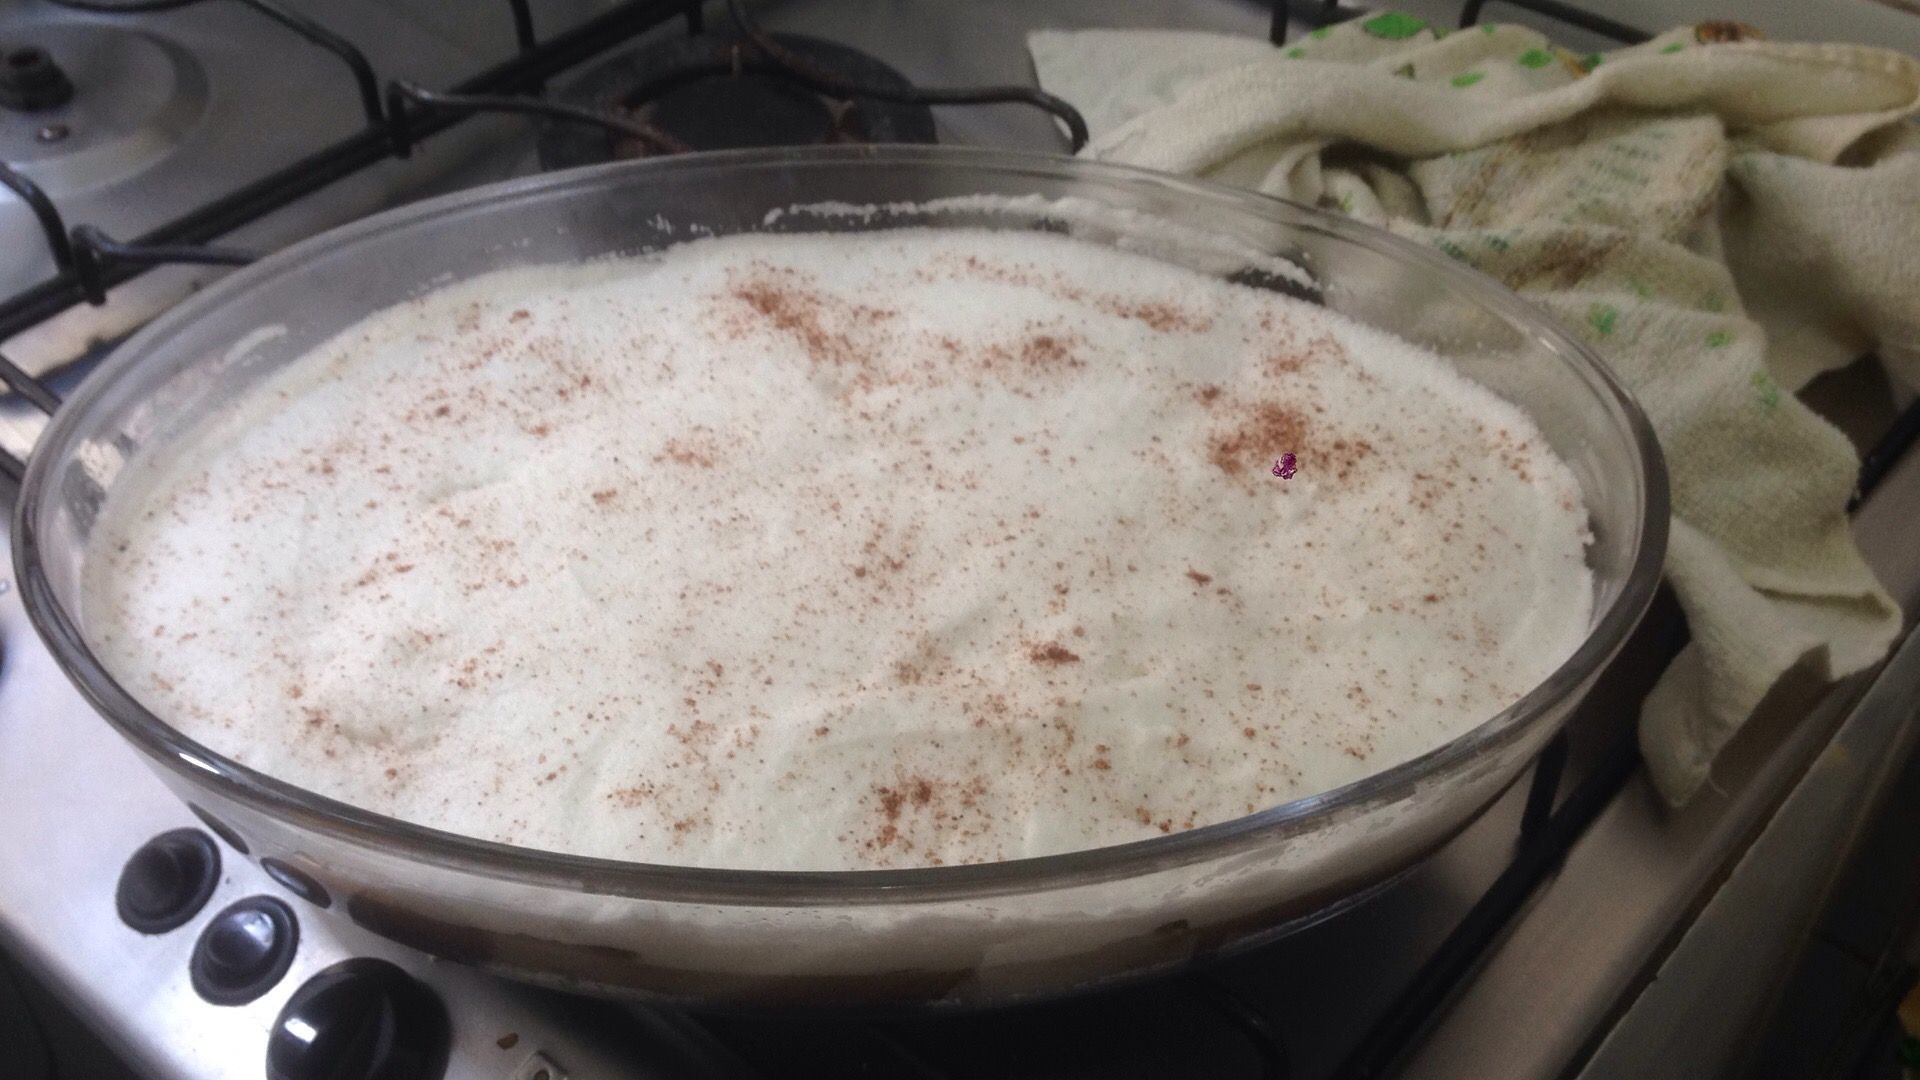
[722,0,1089,151]
[0,351,59,482]
[1458,0,1651,43]
[383,80,691,157]
[1854,400,1920,510]
[506,0,538,54]
[1270,0,1649,45]
[66,227,257,305]
[0,164,260,293]
[0,162,74,273]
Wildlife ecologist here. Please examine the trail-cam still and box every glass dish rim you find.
[11,145,1669,905]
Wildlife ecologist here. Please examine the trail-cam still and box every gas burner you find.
[0,23,209,198]
[538,32,936,168]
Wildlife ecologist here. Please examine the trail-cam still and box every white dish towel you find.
[1029,14,1913,804]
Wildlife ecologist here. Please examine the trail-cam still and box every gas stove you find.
[4,2,1919,1079]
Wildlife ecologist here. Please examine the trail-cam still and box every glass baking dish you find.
[12,146,1666,1008]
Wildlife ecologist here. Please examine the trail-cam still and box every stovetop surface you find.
[4,2,1919,1079]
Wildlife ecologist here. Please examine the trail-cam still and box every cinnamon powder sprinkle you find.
[86,228,1596,873]
[1029,643,1081,665]
[1208,401,1311,476]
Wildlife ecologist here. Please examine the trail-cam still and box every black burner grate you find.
[536,30,939,169]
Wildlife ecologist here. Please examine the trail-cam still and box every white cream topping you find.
[83,228,1593,870]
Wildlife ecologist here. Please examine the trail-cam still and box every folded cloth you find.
[1029,15,1911,804]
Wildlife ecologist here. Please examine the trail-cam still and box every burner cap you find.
[539,32,936,170]
[0,25,208,192]
[649,71,834,151]
[0,45,75,111]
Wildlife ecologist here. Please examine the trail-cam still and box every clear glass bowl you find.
[12,146,1666,1008]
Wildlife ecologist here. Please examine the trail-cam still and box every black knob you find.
[116,829,220,934]
[0,46,75,111]
[191,896,298,1005]
[267,959,449,1080]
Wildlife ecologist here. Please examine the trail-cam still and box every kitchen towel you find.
[1029,15,1913,804]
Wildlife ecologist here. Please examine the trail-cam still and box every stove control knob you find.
[267,958,449,1080]
[116,829,221,933]
[191,896,298,1005]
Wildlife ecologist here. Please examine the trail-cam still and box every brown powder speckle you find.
[733,280,839,363]
[728,273,894,371]
[1018,333,1083,371]
[1208,401,1310,476]
[1030,643,1081,665]
[1106,299,1211,334]
[654,430,719,468]
[1266,351,1307,376]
